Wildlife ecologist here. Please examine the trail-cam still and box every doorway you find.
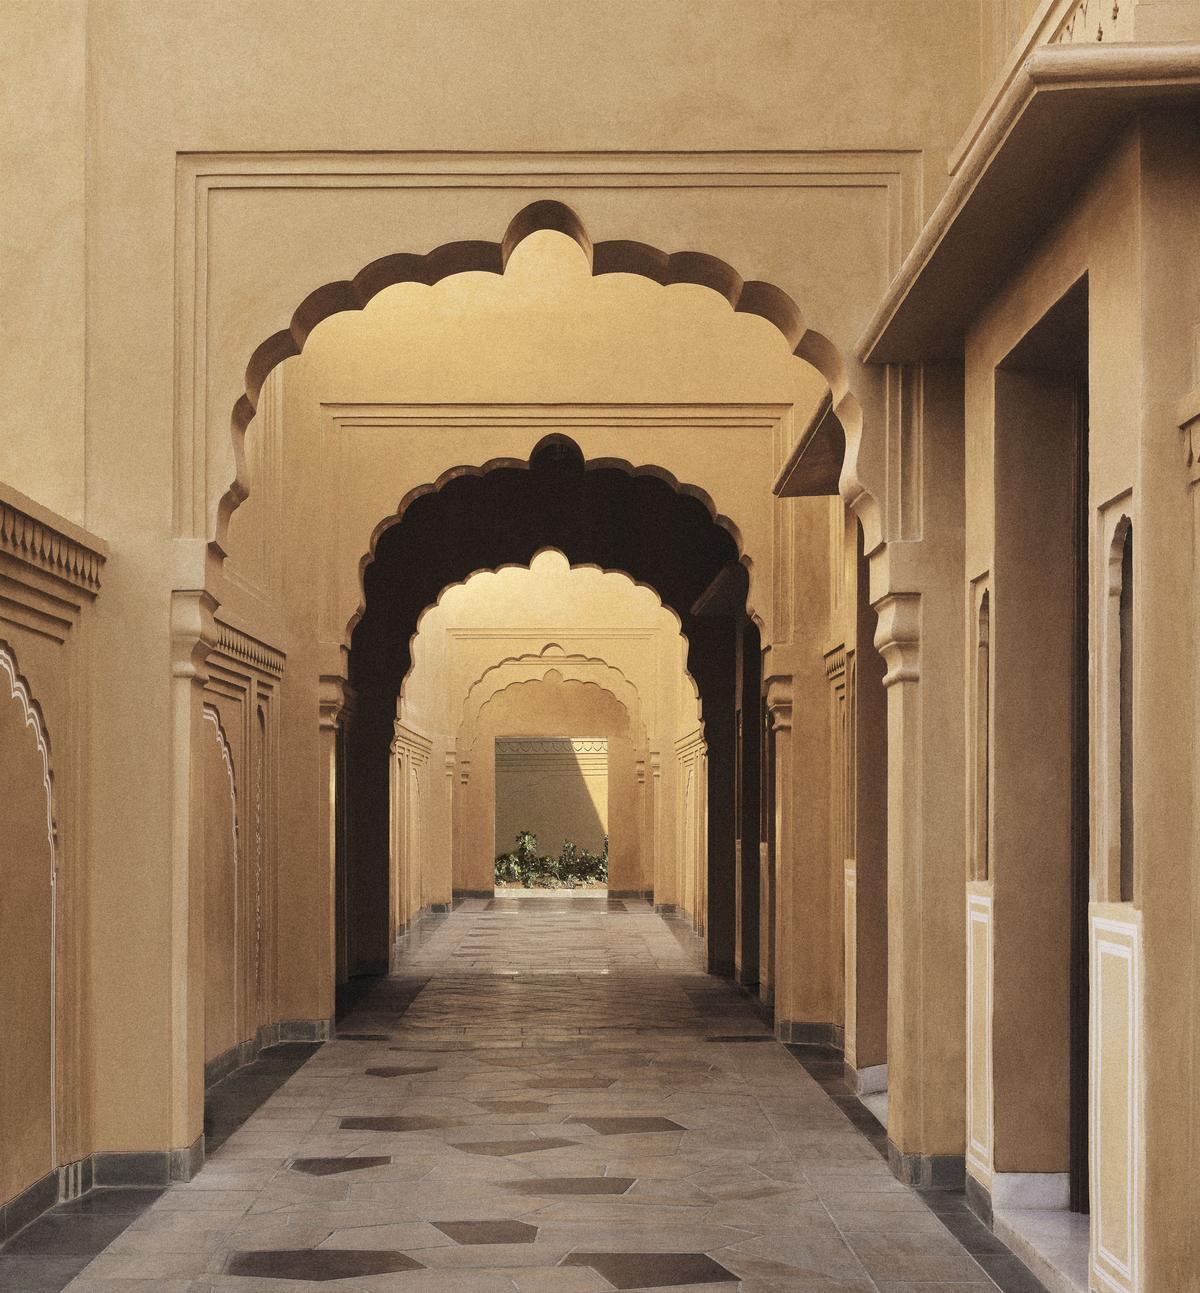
[493,736,609,893]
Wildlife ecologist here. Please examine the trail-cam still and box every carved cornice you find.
[872,592,921,686]
[214,619,285,677]
[170,590,220,683]
[0,489,107,596]
[318,675,356,730]
[824,644,847,682]
[496,738,608,755]
[1178,386,1200,487]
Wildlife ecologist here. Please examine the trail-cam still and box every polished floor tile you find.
[37,898,1053,1292]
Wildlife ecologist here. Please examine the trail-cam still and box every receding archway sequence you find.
[342,444,750,978]
[367,549,705,965]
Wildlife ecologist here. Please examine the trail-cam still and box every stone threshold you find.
[992,1208,1090,1293]
[786,1041,1055,1293]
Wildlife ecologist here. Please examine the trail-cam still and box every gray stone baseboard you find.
[965,1171,993,1226]
[204,1019,330,1089]
[609,888,654,900]
[453,888,494,900]
[776,1020,842,1046]
[0,1132,206,1244]
[887,1139,966,1190]
[653,902,679,915]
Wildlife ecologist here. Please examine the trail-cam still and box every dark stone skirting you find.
[204,1018,330,1089]
[887,1140,967,1190]
[0,1131,204,1245]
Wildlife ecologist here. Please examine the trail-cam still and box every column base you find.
[887,1139,966,1189]
[776,1021,844,1047]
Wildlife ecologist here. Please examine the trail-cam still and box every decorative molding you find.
[872,592,920,686]
[824,643,847,681]
[170,590,220,684]
[177,153,922,550]
[496,738,608,756]
[862,43,1200,362]
[1090,908,1142,1293]
[765,674,794,732]
[1178,385,1200,487]
[202,705,239,858]
[214,619,285,677]
[318,675,356,731]
[0,487,106,596]
[966,891,994,1181]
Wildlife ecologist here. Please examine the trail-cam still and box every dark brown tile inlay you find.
[505,1176,636,1195]
[527,1076,616,1090]
[452,1137,578,1156]
[562,1251,738,1288]
[288,1156,392,1176]
[475,1099,551,1114]
[226,1249,425,1281]
[567,1116,685,1135]
[705,1034,773,1043]
[364,1065,439,1077]
[337,1115,462,1132]
[433,1219,538,1244]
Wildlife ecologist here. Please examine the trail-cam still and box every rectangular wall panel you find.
[966,889,994,1182]
[1089,908,1141,1293]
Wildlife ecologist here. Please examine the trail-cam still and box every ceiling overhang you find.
[771,393,845,498]
[858,43,1200,365]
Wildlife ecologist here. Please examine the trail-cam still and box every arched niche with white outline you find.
[0,643,58,1204]
[202,703,241,1066]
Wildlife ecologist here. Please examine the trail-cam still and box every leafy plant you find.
[494,831,609,888]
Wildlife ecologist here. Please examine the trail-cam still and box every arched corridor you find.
[3,8,1200,1291]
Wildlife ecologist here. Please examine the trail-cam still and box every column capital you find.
[318,675,356,730]
[170,589,220,683]
[764,673,793,731]
[872,592,921,687]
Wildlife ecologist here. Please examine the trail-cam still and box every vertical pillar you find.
[168,586,218,1175]
[735,618,762,989]
[765,676,792,1028]
[318,674,354,1020]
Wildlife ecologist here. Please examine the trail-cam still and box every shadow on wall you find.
[494,736,608,857]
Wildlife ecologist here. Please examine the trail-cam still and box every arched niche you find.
[0,643,57,1205]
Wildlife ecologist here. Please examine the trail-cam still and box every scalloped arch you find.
[219,198,880,563]
[458,654,648,753]
[401,547,701,716]
[0,641,55,860]
[466,673,635,754]
[349,450,756,650]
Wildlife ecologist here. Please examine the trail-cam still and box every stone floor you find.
[34,895,1049,1291]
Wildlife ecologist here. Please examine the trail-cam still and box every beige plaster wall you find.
[0,0,991,1177]
[495,739,609,861]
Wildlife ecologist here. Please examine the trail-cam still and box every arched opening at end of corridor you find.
[343,436,762,985]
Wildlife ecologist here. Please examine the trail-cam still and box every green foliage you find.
[494,831,609,888]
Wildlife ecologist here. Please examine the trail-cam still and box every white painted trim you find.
[203,704,240,1030]
[0,644,58,1165]
[1089,912,1141,1293]
[854,1063,888,1096]
[966,892,993,1177]
[992,1172,1070,1211]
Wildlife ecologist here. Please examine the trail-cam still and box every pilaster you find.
[168,587,219,1161]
